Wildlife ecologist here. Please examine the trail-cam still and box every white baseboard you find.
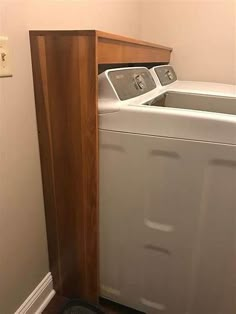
[15,272,56,314]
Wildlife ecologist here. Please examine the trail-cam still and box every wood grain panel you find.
[75,35,99,302]
[96,30,172,50]
[97,38,172,64]
[30,34,63,294]
[30,33,99,302]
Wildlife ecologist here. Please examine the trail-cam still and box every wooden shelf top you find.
[96,30,172,51]
[30,29,172,50]
[30,29,172,64]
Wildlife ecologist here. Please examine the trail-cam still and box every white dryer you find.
[99,66,236,314]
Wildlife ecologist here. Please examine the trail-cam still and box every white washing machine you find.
[99,66,236,314]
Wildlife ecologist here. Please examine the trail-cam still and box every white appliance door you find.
[99,130,236,314]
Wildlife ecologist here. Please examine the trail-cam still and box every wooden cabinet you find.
[29,30,172,303]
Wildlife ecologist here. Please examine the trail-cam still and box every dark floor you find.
[43,295,67,314]
[43,295,143,314]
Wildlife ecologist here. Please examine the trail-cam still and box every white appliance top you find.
[98,66,236,145]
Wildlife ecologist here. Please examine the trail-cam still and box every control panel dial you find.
[154,65,177,86]
[134,74,146,90]
[108,68,156,100]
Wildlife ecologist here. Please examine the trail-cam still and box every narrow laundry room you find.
[0,1,236,314]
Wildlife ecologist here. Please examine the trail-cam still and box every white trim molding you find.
[15,272,55,314]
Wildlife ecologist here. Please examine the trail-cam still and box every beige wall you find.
[0,1,142,313]
[140,0,236,84]
[0,2,49,314]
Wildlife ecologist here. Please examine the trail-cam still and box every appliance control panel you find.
[108,68,156,100]
[154,65,177,86]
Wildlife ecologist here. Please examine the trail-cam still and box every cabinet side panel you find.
[30,34,62,294]
[30,33,99,302]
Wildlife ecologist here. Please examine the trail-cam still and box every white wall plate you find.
[0,36,12,78]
